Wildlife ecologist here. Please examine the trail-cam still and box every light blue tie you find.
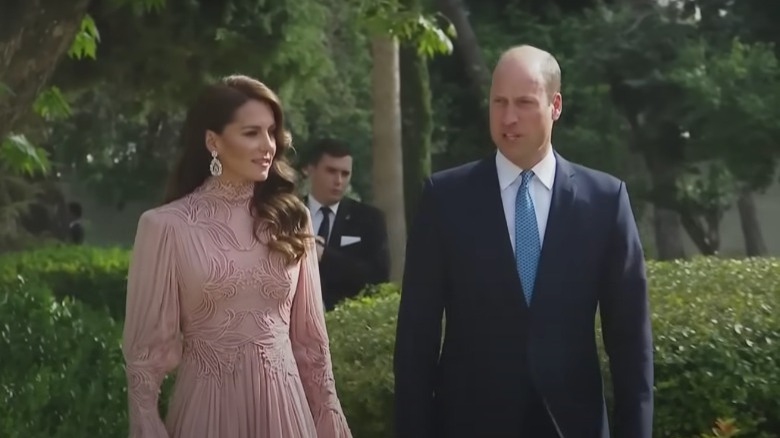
[515,170,541,305]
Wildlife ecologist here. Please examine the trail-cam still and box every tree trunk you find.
[647,160,687,260]
[0,0,92,140]
[679,211,720,256]
[737,188,768,256]
[400,42,432,226]
[371,35,407,283]
[435,0,491,105]
[653,207,687,260]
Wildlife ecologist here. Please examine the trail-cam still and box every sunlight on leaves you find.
[32,87,71,120]
[0,134,50,175]
[358,2,454,58]
[68,15,101,60]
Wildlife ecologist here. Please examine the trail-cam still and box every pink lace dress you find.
[121,177,352,438]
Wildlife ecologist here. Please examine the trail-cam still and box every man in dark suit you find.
[304,138,390,310]
[393,45,653,437]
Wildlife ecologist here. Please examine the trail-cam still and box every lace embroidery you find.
[179,217,298,385]
[182,310,299,384]
[124,175,351,436]
[198,176,254,204]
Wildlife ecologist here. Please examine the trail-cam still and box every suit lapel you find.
[328,198,352,249]
[472,156,527,309]
[534,153,577,299]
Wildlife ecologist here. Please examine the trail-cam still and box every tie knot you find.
[321,206,332,215]
[520,170,534,188]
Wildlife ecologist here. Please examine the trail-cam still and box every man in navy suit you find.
[393,45,653,437]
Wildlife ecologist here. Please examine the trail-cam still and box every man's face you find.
[489,59,561,167]
[307,154,353,205]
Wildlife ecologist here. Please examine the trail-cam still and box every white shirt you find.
[307,196,340,242]
[495,147,556,252]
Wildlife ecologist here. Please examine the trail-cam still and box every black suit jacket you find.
[393,152,653,438]
[305,196,390,310]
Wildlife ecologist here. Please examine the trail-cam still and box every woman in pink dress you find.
[122,74,352,438]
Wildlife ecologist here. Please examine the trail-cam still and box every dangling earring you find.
[209,150,223,176]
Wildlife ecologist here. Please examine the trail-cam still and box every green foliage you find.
[361,4,455,58]
[0,245,130,320]
[639,257,780,437]
[557,4,780,253]
[0,247,777,437]
[67,15,100,60]
[668,38,780,189]
[0,278,127,437]
[0,173,43,251]
[330,258,780,437]
[326,284,400,438]
[0,135,50,175]
[44,0,382,203]
[674,162,737,224]
[32,87,71,120]
[699,418,741,438]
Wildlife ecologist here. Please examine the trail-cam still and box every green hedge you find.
[1,246,778,437]
[642,258,780,437]
[0,277,128,437]
[0,245,129,320]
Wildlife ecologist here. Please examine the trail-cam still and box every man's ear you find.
[552,93,562,121]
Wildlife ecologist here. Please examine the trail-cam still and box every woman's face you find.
[206,99,277,183]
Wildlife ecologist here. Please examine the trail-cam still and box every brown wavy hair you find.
[164,74,310,264]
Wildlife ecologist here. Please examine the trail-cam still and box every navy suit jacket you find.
[393,152,653,437]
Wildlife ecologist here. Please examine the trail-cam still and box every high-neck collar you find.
[199,177,254,203]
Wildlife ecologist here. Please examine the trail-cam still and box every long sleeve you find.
[290,216,352,438]
[599,182,654,438]
[122,210,183,438]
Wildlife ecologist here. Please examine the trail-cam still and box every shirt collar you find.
[308,195,340,216]
[495,147,556,191]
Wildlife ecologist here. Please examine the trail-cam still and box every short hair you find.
[539,52,561,99]
[307,138,352,166]
[501,45,561,100]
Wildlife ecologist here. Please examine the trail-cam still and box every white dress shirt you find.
[307,196,340,242]
[495,147,557,252]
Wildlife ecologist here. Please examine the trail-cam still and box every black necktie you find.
[317,206,332,243]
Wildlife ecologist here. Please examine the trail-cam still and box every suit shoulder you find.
[569,161,624,194]
[430,159,481,183]
[344,198,384,219]
[428,159,482,192]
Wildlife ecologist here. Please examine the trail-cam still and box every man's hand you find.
[315,236,325,261]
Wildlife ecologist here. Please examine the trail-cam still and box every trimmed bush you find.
[0,246,778,437]
[326,284,399,438]
[0,277,128,437]
[0,244,129,320]
[641,257,780,438]
[327,258,780,438]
